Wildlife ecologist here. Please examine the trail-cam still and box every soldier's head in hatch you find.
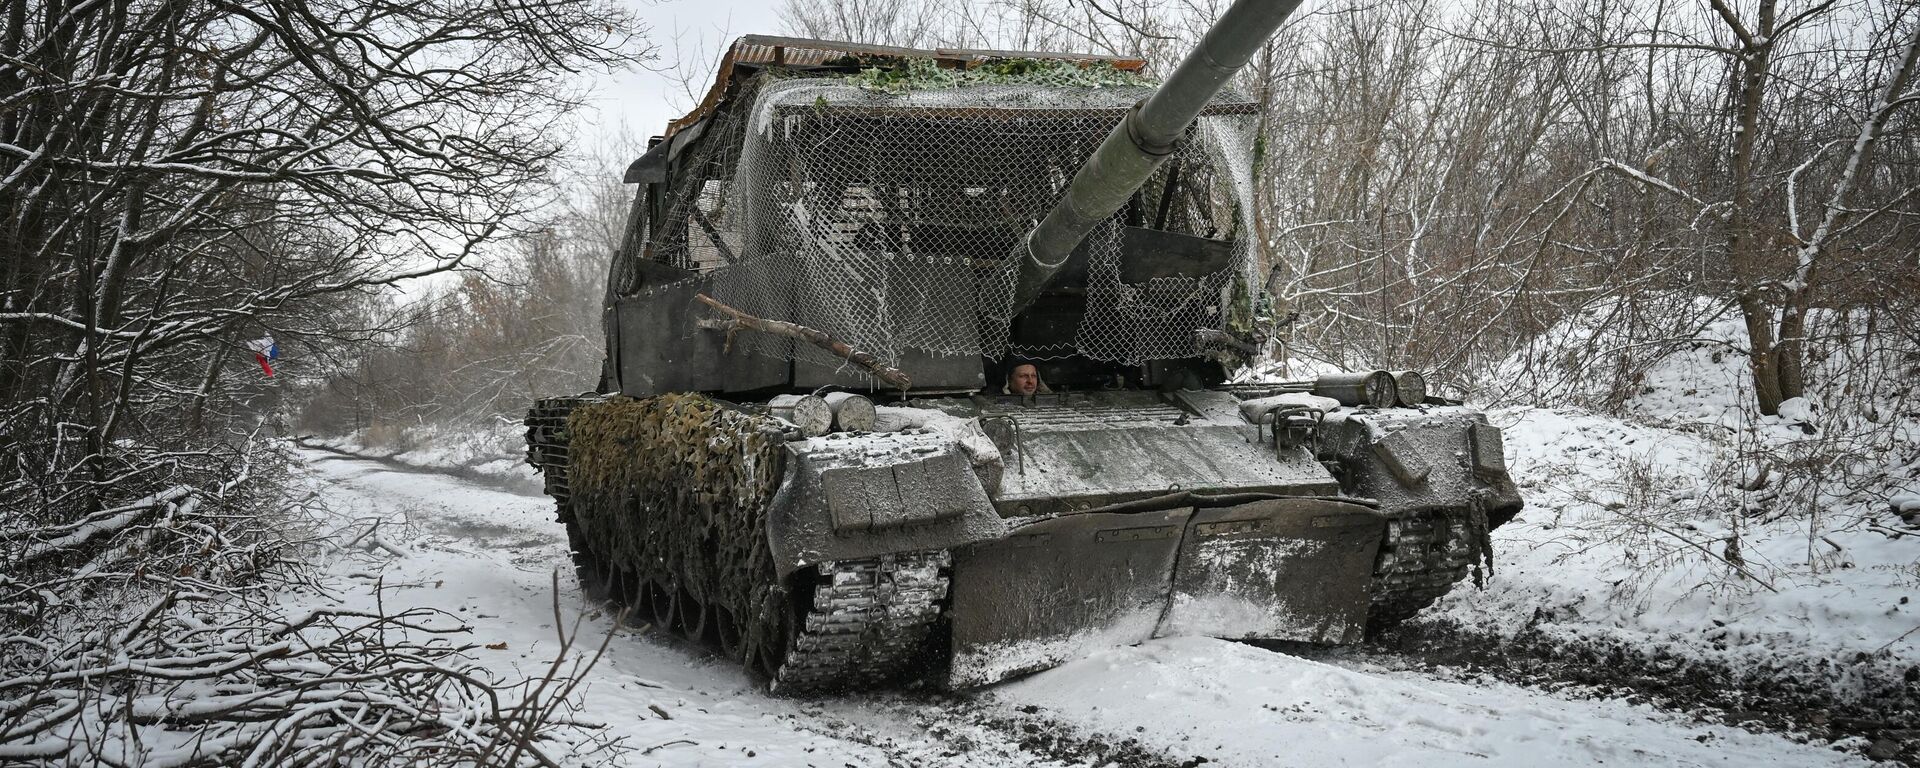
[1007,363,1042,396]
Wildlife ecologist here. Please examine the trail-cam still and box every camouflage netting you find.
[565,394,786,646]
[623,64,1263,376]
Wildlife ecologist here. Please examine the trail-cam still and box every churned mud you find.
[1340,618,1917,764]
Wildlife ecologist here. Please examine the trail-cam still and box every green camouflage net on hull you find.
[552,394,955,692]
[565,394,787,656]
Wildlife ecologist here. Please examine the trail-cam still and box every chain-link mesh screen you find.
[636,72,1260,380]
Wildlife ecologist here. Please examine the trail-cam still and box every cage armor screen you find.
[620,69,1265,388]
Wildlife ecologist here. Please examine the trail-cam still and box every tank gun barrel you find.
[1013,0,1305,310]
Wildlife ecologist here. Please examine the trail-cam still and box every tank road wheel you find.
[594,562,621,604]
[710,603,743,661]
[744,586,794,680]
[676,585,705,640]
[624,570,656,629]
[563,520,609,602]
[594,561,624,606]
[648,578,680,632]
[610,566,640,617]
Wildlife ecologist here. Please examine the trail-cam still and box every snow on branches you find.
[1,438,625,766]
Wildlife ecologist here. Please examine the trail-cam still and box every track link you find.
[1366,510,1475,632]
[773,551,950,694]
[525,396,595,516]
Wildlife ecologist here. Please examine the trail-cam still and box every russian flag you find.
[246,335,279,377]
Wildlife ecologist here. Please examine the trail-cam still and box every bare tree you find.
[1,0,649,508]
[1420,0,1920,412]
[1,0,651,759]
[775,0,1200,62]
[294,140,639,438]
[779,0,954,48]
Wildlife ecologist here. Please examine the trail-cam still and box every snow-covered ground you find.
[303,418,532,486]
[1436,406,1920,662]
[1422,309,1920,731]
[296,447,1875,766]
[1005,637,1859,766]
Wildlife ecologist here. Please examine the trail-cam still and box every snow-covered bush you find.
[1406,294,1920,719]
[0,438,621,766]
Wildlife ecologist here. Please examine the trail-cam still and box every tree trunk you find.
[1775,20,1920,406]
[186,344,231,436]
[1718,0,1782,414]
[1775,291,1809,402]
[1737,292,1785,414]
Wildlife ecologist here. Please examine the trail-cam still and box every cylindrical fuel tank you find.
[1391,370,1427,406]
[1312,371,1398,408]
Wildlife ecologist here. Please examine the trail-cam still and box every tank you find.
[526,0,1522,693]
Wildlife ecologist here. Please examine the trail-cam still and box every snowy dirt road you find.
[295,448,1875,767]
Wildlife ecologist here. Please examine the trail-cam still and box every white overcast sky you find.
[571,0,786,158]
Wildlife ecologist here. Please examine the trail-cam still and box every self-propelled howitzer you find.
[526,0,1522,693]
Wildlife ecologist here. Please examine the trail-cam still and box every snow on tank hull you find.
[941,390,1387,686]
[947,495,1390,687]
[525,388,1521,692]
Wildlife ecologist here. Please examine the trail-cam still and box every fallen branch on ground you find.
[0,438,627,766]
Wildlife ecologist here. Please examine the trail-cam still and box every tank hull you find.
[527,389,1520,692]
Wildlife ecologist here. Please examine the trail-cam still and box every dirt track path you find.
[296,447,1873,767]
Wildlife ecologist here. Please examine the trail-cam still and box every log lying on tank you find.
[1391,370,1428,406]
[1312,371,1398,408]
[694,293,913,390]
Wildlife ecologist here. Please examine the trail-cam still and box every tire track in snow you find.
[296,448,1176,767]
[296,447,1873,767]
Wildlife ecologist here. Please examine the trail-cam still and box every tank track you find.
[527,396,948,694]
[525,396,590,518]
[772,551,949,693]
[1366,510,1475,632]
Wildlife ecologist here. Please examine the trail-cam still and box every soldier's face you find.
[1009,365,1039,395]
